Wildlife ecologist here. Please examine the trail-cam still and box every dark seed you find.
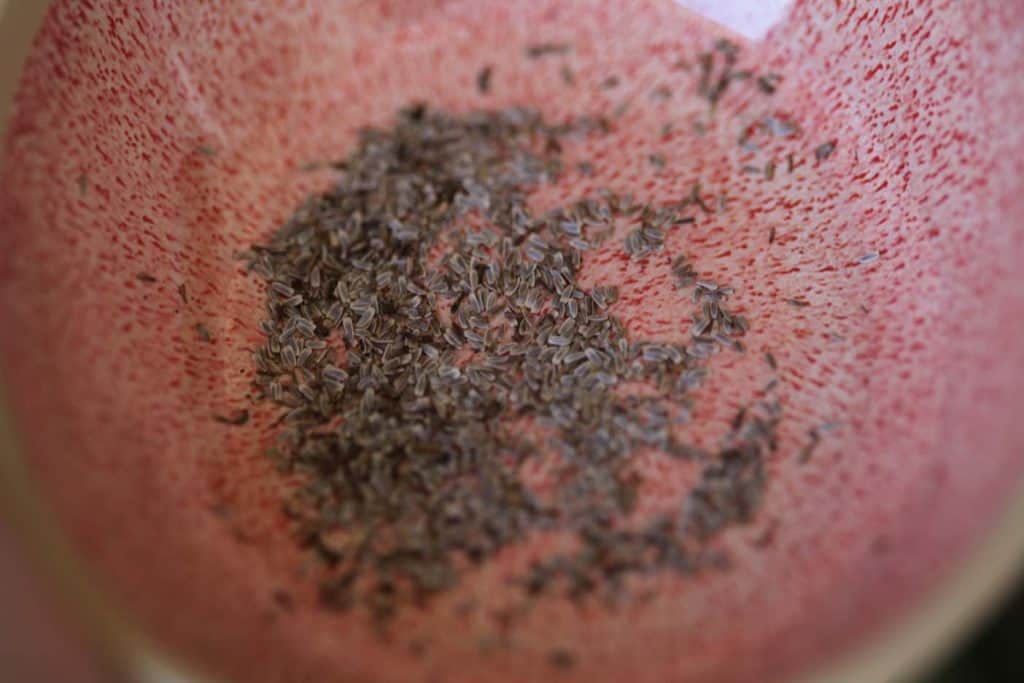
[858,251,879,264]
[477,65,493,94]
[525,42,572,58]
[798,428,821,463]
[815,140,837,161]
[272,589,294,612]
[548,648,575,669]
[757,73,781,94]
[214,409,249,426]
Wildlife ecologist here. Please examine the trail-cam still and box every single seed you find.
[763,116,799,138]
[477,65,493,94]
[757,73,781,94]
[214,409,249,426]
[272,281,295,297]
[548,649,575,670]
[798,428,821,463]
[858,251,879,264]
[525,42,572,58]
[195,323,213,343]
[815,140,837,161]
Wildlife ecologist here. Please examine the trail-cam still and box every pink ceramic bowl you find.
[2,1,1023,682]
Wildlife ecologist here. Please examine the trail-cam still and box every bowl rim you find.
[1,2,1022,682]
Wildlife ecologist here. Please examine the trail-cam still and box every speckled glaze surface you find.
[1,1,1023,682]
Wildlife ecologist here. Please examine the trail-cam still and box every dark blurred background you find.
[924,583,1024,683]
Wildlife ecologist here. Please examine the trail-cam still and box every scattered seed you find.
[763,116,799,138]
[477,65,493,94]
[757,73,781,94]
[214,409,249,426]
[548,648,575,669]
[272,589,294,612]
[858,251,879,264]
[815,140,837,161]
[526,42,572,58]
[239,52,797,637]
[798,428,821,463]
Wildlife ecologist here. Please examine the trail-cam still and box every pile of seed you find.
[244,42,786,624]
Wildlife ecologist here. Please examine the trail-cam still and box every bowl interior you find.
[2,1,1024,682]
